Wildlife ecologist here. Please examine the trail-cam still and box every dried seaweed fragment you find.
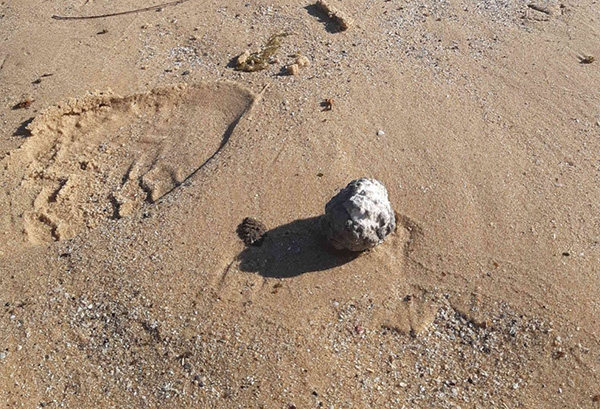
[237,217,267,246]
[316,0,352,31]
[12,98,34,110]
[579,55,595,64]
[235,33,289,72]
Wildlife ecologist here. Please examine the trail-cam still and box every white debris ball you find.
[322,178,396,252]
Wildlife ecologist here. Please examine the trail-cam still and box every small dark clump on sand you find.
[237,217,267,246]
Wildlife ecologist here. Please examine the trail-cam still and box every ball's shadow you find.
[237,216,359,278]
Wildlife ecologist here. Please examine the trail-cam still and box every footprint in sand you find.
[0,82,257,245]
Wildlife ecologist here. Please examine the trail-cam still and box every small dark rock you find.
[237,217,267,246]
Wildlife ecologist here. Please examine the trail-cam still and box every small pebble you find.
[237,50,251,65]
[377,130,385,136]
[296,55,310,68]
[286,64,299,76]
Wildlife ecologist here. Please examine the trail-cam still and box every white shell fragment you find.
[322,178,396,252]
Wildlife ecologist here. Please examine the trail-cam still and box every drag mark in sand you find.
[52,0,193,20]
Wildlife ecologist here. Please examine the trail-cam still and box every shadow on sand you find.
[237,216,359,278]
[13,117,33,137]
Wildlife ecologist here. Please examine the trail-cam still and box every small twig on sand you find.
[256,83,270,102]
[527,3,552,15]
[316,0,353,31]
[245,84,270,121]
[52,0,192,20]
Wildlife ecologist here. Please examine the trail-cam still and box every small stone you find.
[0,352,6,359]
[322,178,396,252]
[377,130,385,136]
[237,50,251,65]
[296,55,310,68]
[286,64,300,75]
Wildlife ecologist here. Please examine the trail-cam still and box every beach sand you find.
[0,0,599,407]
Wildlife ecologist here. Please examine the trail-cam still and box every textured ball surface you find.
[237,217,267,246]
[322,178,395,252]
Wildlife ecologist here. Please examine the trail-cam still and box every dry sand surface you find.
[1,0,599,407]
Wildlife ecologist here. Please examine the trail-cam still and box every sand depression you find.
[0,82,256,246]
